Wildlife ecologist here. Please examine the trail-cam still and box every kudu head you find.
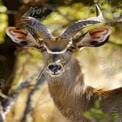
[6,5,112,77]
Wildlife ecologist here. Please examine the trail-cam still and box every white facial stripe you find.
[45,48,67,54]
[44,41,72,54]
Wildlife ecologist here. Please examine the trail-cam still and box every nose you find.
[48,64,62,73]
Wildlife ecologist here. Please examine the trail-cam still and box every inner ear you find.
[6,27,40,48]
[73,26,112,49]
[89,27,109,40]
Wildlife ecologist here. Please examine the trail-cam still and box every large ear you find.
[73,26,112,49]
[6,27,40,48]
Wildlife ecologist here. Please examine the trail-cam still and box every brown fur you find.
[45,57,122,122]
[6,21,121,122]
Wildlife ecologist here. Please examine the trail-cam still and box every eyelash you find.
[67,46,76,52]
[38,47,46,52]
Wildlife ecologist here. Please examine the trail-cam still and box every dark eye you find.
[67,45,76,52]
[38,47,46,52]
[20,41,28,46]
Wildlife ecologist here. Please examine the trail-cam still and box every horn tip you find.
[95,4,104,21]
[95,4,101,15]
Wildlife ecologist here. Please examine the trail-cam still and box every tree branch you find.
[43,3,72,22]
[0,69,42,122]
[105,16,122,25]
[108,41,122,47]
[21,68,46,122]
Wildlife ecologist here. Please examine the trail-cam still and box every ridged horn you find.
[60,5,104,40]
[21,10,52,39]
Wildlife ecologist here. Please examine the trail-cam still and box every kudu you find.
[6,5,122,122]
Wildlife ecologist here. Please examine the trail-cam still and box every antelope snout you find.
[47,63,64,76]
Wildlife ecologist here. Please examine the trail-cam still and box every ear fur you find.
[73,26,112,49]
[6,27,40,47]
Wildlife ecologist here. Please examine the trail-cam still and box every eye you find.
[38,46,47,52]
[20,41,28,46]
[67,45,76,52]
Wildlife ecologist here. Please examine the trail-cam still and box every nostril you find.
[48,65,55,70]
[48,64,62,72]
[57,65,62,70]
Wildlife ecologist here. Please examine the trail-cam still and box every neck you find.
[46,57,94,122]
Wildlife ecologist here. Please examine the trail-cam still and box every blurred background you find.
[0,0,122,122]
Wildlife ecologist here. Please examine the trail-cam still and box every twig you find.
[43,3,72,22]
[105,16,122,25]
[36,67,45,81]
[0,70,41,122]
[0,102,5,122]
[21,71,46,122]
[0,92,8,99]
[0,10,17,15]
[31,98,51,110]
[108,41,122,47]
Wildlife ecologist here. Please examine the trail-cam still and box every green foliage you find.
[0,2,7,42]
[83,100,121,122]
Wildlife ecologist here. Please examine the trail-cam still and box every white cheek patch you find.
[43,41,72,54]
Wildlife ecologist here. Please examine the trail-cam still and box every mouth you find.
[47,70,64,77]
